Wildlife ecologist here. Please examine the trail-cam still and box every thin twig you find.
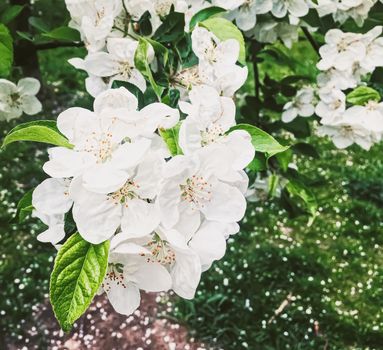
[35,41,84,50]
[301,27,320,55]
[253,60,260,102]
[267,293,293,324]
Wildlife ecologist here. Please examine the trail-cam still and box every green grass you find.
[170,139,383,349]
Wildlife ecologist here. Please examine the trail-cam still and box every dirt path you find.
[7,293,212,350]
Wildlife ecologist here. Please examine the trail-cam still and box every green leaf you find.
[346,86,381,106]
[136,10,153,36]
[0,5,24,24]
[285,179,318,226]
[229,124,289,157]
[16,30,34,42]
[162,89,180,108]
[28,16,50,33]
[189,6,225,30]
[153,11,185,43]
[268,174,280,198]
[0,24,13,77]
[2,120,73,149]
[42,26,81,42]
[200,17,246,65]
[276,149,293,172]
[248,153,267,172]
[15,189,34,223]
[159,123,182,156]
[145,38,169,65]
[134,37,164,101]
[50,233,109,332]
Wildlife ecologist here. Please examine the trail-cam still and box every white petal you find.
[106,281,141,316]
[37,225,65,244]
[140,103,180,130]
[17,77,40,96]
[224,130,255,170]
[72,191,121,244]
[282,107,297,123]
[189,221,227,267]
[82,164,129,194]
[203,181,246,223]
[21,95,42,115]
[32,178,72,215]
[134,261,172,292]
[178,119,203,155]
[85,52,119,77]
[57,107,96,143]
[94,87,138,114]
[158,180,182,229]
[110,139,151,171]
[121,199,161,237]
[171,249,201,299]
[171,201,201,241]
[43,147,94,178]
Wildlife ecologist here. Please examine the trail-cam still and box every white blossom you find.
[65,0,122,52]
[317,30,366,72]
[84,37,149,93]
[214,0,272,31]
[282,87,315,123]
[158,147,248,231]
[271,0,309,19]
[0,78,42,121]
[316,0,377,27]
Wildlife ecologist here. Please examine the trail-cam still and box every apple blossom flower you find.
[315,89,346,124]
[271,0,309,19]
[84,37,150,92]
[158,147,248,231]
[68,57,112,97]
[69,150,164,244]
[0,78,42,121]
[250,20,299,48]
[178,85,254,170]
[318,112,377,150]
[360,26,383,72]
[317,29,366,72]
[112,228,202,300]
[316,0,376,27]
[43,88,179,186]
[65,0,122,52]
[100,240,172,315]
[214,0,272,31]
[281,87,315,123]
[192,27,240,73]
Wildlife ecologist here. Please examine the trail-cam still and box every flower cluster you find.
[66,0,212,97]
[316,27,383,150]
[316,0,378,27]
[0,78,42,121]
[173,26,248,98]
[282,27,383,150]
[32,15,254,315]
[213,0,309,32]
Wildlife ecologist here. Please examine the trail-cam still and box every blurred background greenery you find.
[1,1,383,349]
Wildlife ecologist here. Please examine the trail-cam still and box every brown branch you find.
[302,27,320,55]
[34,41,84,50]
